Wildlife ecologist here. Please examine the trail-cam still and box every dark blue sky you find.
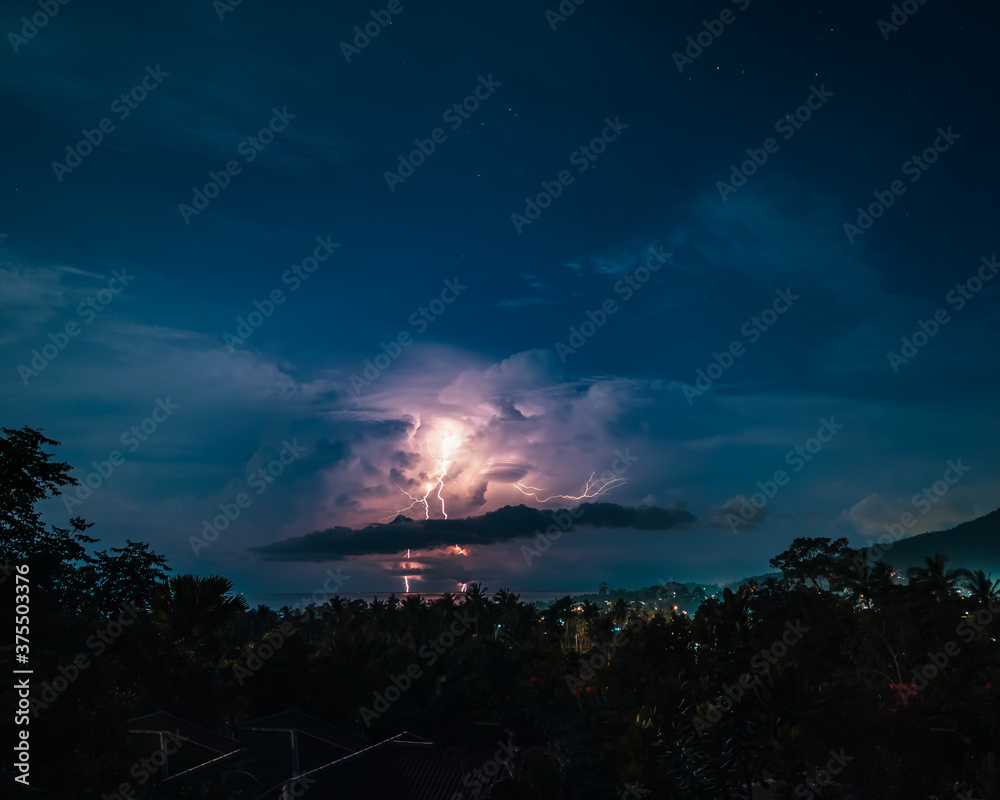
[2,0,998,596]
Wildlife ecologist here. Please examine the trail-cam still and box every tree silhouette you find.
[82,538,171,615]
[961,568,999,608]
[769,536,853,590]
[0,426,98,603]
[906,552,971,602]
[7,424,1000,798]
[152,574,249,656]
[463,581,489,636]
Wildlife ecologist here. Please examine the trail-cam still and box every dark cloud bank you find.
[252,502,696,562]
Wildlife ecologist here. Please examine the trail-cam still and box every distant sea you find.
[239,591,585,609]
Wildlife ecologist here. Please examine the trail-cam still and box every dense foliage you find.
[2,426,998,799]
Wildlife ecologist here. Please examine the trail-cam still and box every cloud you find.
[589,239,665,275]
[478,459,532,483]
[251,501,696,561]
[704,495,768,529]
[494,273,558,308]
[0,257,129,346]
[322,347,671,526]
[843,486,991,538]
[495,297,557,309]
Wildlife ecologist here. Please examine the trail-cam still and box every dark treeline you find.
[2,426,999,799]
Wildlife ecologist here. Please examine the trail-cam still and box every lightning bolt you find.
[387,432,467,593]
[381,433,462,523]
[513,471,626,503]
[383,426,623,594]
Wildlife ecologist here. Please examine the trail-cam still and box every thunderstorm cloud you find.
[252,501,696,561]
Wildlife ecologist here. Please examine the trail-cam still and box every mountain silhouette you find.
[876,505,1000,576]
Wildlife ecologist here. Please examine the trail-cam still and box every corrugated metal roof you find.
[242,708,369,753]
[254,733,473,800]
[128,711,242,757]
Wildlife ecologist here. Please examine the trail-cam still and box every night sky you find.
[2,0,998,597]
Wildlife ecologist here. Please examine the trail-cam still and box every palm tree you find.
[962,569,999,607]
[906,553,971,602]
[493,588,517,639]
[493,589,537,644]
[611,597,629,628]
[364,595,401,642]
[494,587,518,610]
[693,586,753,657]
[433,591,458,631]
[398,593,425,647]
[580,599,600,642]
[545,596,574,647]
[832,555,894,608]
[463,582,489,636]
[151,574,248,659]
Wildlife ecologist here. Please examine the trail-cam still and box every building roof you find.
[129,711,242,755]
[127,710,471,800]
[254,732,472,800]
[127,711,243,777]
[241,708,369,754]
[236,708,370,791]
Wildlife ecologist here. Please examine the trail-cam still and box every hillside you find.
[875,506,1000,576]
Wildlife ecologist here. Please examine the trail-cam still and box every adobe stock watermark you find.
[894,594,1000,706]
[675,287,798,404]
[449,740,517,800]
[178,106,295,223]
[843,125,960,243]
[947,255,999,312]
[790,748,854,799]
[7,0,71,53]
[693,619,809,734]
[340,0,414,63]
[385,75,502,192]
[521,449,639,566]
[877,0,931,41]
[213,0,244,22]
[273,775,317,799]
[100,730,186,800]
[726,418,844,533]
[28,604,141,718]
[189,439,308,555]
[17,268,136,386]
[545,0,587,31]
[223,235,339,352]
[233,568,350,684]
[349,277,467,395]
[510,116,628,234]
[886,308,950,373]
[62,397,180,513]
[886,254,997,372]
[862,459,970,565]
[554,246,671,362]
[671,0,752,73]
[717,85,833,201]
[52,65,169,182]
[359,608,475,726]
